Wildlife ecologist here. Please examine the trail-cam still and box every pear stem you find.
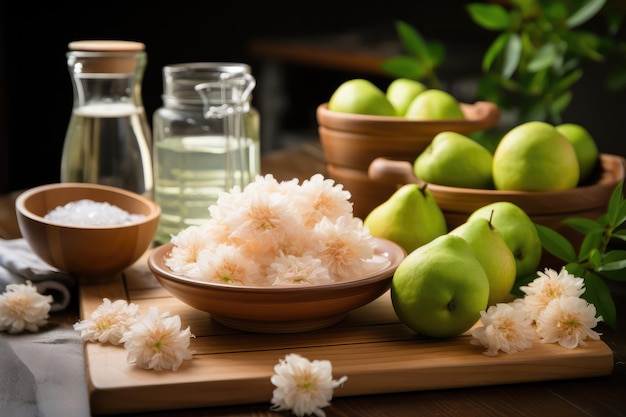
[419,182,429,197]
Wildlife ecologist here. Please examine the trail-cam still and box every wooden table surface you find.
[1,141,625,417]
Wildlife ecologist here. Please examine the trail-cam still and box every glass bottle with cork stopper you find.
[61,40,153,198]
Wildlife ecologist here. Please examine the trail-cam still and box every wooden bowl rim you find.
[148,237,406,295]
[15,182,161,230]
[316,101,501,133]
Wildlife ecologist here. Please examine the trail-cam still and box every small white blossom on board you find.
[519,267,585,321]
[471,268,604,356]
[73,298,140,345]
[121,306,194,371]
[535,295,603,349]
[470,300,536,356]
[270,353,348,417]
[0,280,52,334]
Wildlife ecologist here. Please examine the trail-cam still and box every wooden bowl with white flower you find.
[16,182,160,278]
[147,174,407,333]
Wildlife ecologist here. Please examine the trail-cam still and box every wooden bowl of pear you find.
[316,101,500,219]
[16,183,160,278]
[369,153,626,258]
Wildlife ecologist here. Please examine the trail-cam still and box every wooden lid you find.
[68,40,145,52]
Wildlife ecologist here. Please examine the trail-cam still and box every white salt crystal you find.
[44,199,146,226]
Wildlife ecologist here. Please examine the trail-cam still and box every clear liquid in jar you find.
[61,103,153,197]
[153,135,259,244]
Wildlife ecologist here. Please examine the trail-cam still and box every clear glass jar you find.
[153,63,261,244]
[60,40,153,198]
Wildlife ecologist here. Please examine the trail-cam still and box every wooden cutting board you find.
[79,251,615,415]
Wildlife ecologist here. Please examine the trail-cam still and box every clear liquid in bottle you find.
[62,103,152,194]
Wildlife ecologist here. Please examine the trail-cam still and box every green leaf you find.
[467,3,512,30]
[527,43,559,72]
[381,56,427,80]
[503,33,522,79]
[567,0,607,28]
[482,33,510,72]
[588,248,602,269]
[566,262,587,278]
[549,91,572,123]
[610,229,626,243]
[581,271,616,329]
[536,227,573,260]
[565,30,605,61]
[395,21,431,61]
[536,223,577,263]
[607,181,625,226]
[552,69,583,94]
[578,231,604,261]
[563,217,604,235]
[427,41,446,67]
[597,250,626,278]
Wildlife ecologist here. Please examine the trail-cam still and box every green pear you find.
[493,121,579,191]
[391,234,490,338]
[364,183,447,254]
[328,79,396,116]
[413,131,494,189]
[386,78,427,116]
[556,123,599,183]
[449,216,517,306]
[404,89,465,120]
[467,201,542,280]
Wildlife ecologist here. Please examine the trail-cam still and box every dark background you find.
[1,1,625,194]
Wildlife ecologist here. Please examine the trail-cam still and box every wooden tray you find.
[79,251,615,415]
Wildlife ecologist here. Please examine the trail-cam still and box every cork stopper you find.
[67,40,146,74]
[68,40,145,52]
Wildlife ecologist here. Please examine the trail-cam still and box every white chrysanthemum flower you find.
[291,173,353,227]
[470,302,536,356]
[196,244,264,286]
[121,306,194,371]
[313,215,381,279]
[268,252,332,286]
[0,281,52,334]
[166,223,217,278]
[520,268,585,321]
[73,298,140,345]
[270,353,348,417]
[535,295,603,349]
[221,184,302,251]
[244,173,295,196]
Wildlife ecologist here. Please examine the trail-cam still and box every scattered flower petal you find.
[470,302,536,356]
[121,306,194,371]
[0,280,52,334]
[535,295,603,349]
[73,298,140,344]
[270,353,347,417]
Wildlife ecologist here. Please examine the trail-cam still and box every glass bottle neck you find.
[67,50,146,109]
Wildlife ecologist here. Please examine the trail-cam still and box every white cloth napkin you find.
[0,324,90,417]
[0,238,75,312]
